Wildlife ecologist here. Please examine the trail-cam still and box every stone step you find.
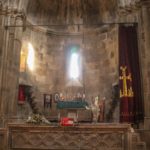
[132,142,146,150]
[131,131,147,150]
[135,129,150,150]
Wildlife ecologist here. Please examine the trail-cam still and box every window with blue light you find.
[68,46,81,80]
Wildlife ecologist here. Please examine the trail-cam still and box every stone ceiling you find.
[26,0,117,26]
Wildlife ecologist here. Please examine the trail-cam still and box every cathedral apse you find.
[18,23,118,122]
[17,0,119,122]
[0,0,148,149]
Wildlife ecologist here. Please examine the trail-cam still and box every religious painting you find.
[44,94,52,108]
[20,48,27,72]
[54,93,60,103]
[18,85,26,104]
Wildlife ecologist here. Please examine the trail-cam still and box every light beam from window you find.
[27,43,34,71]
[69,50,79,79]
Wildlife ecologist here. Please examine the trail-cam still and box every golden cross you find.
[119,66,133,98]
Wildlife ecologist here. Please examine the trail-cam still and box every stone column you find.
[0,6,24,126]
[0,1,5,126]
[11,14,24,116]
[141,1,150,129]
[0,5,12,126]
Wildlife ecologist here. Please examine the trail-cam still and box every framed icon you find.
[44,94,52,108]
[54,92,60,103]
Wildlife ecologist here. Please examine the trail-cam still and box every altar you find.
[57,100,90,122]
[6,123,142,150]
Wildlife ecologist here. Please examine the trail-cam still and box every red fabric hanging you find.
[119,25,144,124]
[18,85,25,104]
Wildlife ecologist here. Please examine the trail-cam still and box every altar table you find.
[8,123,133,150]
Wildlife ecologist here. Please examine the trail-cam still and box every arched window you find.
[65,45,83,99]
[20,44,27,72]
[69,47,79,79]
[66,45,83,87]
[27,43,35,71]
[20,42,35,72]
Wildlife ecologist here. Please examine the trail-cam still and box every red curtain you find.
[119,25,144,124]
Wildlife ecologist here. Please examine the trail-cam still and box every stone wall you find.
[19,25,118,121]
[141,3,150,130]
